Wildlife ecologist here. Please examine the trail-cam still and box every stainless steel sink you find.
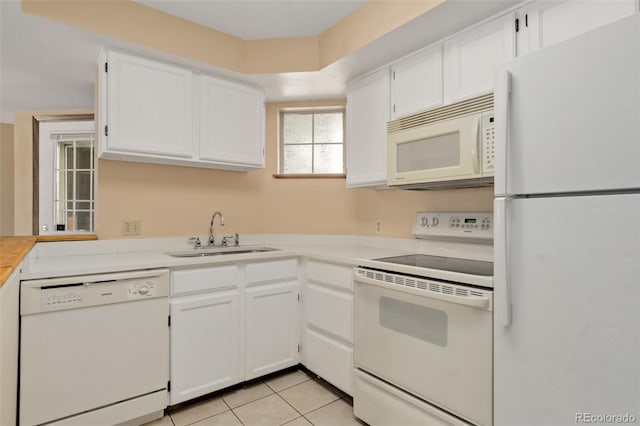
[166,247,280,258]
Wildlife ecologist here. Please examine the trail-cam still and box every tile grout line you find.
[224,389,276,411]
[273,391,306,424]
[299,394,343,418]
[220,397,247,426]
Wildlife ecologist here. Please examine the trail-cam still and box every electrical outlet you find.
[122,219,142,236]
[376,219,383,234]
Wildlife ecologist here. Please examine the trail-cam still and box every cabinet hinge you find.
[168,315,171,327]
[392,71,396,80]
[167,381,171,392]
[105,62,108,73]
[104,125,108,136]
[515,18,520,33]
[263,101,266,109]
[297,293,300,302]
[393,104,396,113]
[297,345,300,353]
[525,14,528,27]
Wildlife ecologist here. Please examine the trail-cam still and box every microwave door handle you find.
[355,275,491,310]
[472,117,481,174]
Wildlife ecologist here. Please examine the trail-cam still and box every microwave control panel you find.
[413,212,493,240]
[482,112,495,172]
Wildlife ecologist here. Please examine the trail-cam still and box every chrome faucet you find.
[209,211,224,246]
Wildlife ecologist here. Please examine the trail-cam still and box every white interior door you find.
[494,194,640,426]
[38,121,95,235]
[498,15,640,196]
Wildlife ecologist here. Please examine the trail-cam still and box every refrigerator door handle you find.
[494,69,511,196]
[495,197,512,326]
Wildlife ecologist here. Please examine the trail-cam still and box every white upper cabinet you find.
[517,0,637,56]
[391,45,443,119]
[199,76,265,168]
[103,50,193,158]
[444,13,516,103]
[98,49,265,171]
[346,68,390,188]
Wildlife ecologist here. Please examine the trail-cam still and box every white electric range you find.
[353,212,494,426]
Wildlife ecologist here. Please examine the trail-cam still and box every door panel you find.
[170,291,242,404]
[504,15,640,195]
[495,194,640,425]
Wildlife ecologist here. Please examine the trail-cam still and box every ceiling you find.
[0,0,518,124]
[133,0,367,40]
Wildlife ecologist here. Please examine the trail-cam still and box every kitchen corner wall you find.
[0,123,15,236]
[10,103,493,239]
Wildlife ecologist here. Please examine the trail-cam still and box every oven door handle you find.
[355,275,491,310]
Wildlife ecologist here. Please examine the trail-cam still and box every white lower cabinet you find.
[170,267,242,405]
[170,291,242,405]
[0,267,20,426]
[245,259,300,380]
[303,260,354,395]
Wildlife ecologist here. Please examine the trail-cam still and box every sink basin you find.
[166,247,280,258]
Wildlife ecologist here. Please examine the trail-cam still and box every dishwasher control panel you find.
[127,281,157,299]
[43,292,83,307]
[21,269,170,315]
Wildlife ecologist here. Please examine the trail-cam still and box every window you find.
[279,109,344,175]
[37,120,95,234]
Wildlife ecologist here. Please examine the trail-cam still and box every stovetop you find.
[373,254,493,277]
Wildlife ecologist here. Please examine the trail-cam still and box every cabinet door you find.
[391,45,443,118]
[0,268,20,426]
[105,50,193,158]
[245,281,299,380]
[199,76,265,168]
[346,69,390,188]
[517,0,636,56]
[444,13,516,104]
[170,290,242,405]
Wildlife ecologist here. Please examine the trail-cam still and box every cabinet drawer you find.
[172,265,238,295]
[306,261,352,291]
[307,284,353,343]
[246,259,297,284]
[305,328,353,396]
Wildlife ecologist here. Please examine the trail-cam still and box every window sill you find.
[272,173,346,179]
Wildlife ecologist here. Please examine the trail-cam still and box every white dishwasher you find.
[20,269,170,426]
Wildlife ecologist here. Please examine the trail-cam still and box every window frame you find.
[275,107,346,178]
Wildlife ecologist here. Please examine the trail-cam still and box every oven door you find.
[354,268,493,426]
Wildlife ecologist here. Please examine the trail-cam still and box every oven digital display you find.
[464,218,476,223]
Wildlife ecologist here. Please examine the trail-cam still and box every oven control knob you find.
[421,217,428,227]
[432,217,439,227]
[138,286,150,295]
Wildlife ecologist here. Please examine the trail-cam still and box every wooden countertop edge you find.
[0,235,98,287]
[36,235,98,242]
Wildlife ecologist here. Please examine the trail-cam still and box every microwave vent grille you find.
[387,93,494,134]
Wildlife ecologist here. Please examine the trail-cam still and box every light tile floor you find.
[144,368,365,426]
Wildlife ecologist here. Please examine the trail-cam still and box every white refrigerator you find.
[493,14,640,426]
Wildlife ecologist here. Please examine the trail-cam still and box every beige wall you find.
[11,105,492,239]
[0,124,15,236]
[22,0,443,74]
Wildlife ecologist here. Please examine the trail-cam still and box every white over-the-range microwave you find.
[387,93,495,189]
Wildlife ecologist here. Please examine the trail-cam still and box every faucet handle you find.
[221,235,236,247]
[188,237,202,249]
